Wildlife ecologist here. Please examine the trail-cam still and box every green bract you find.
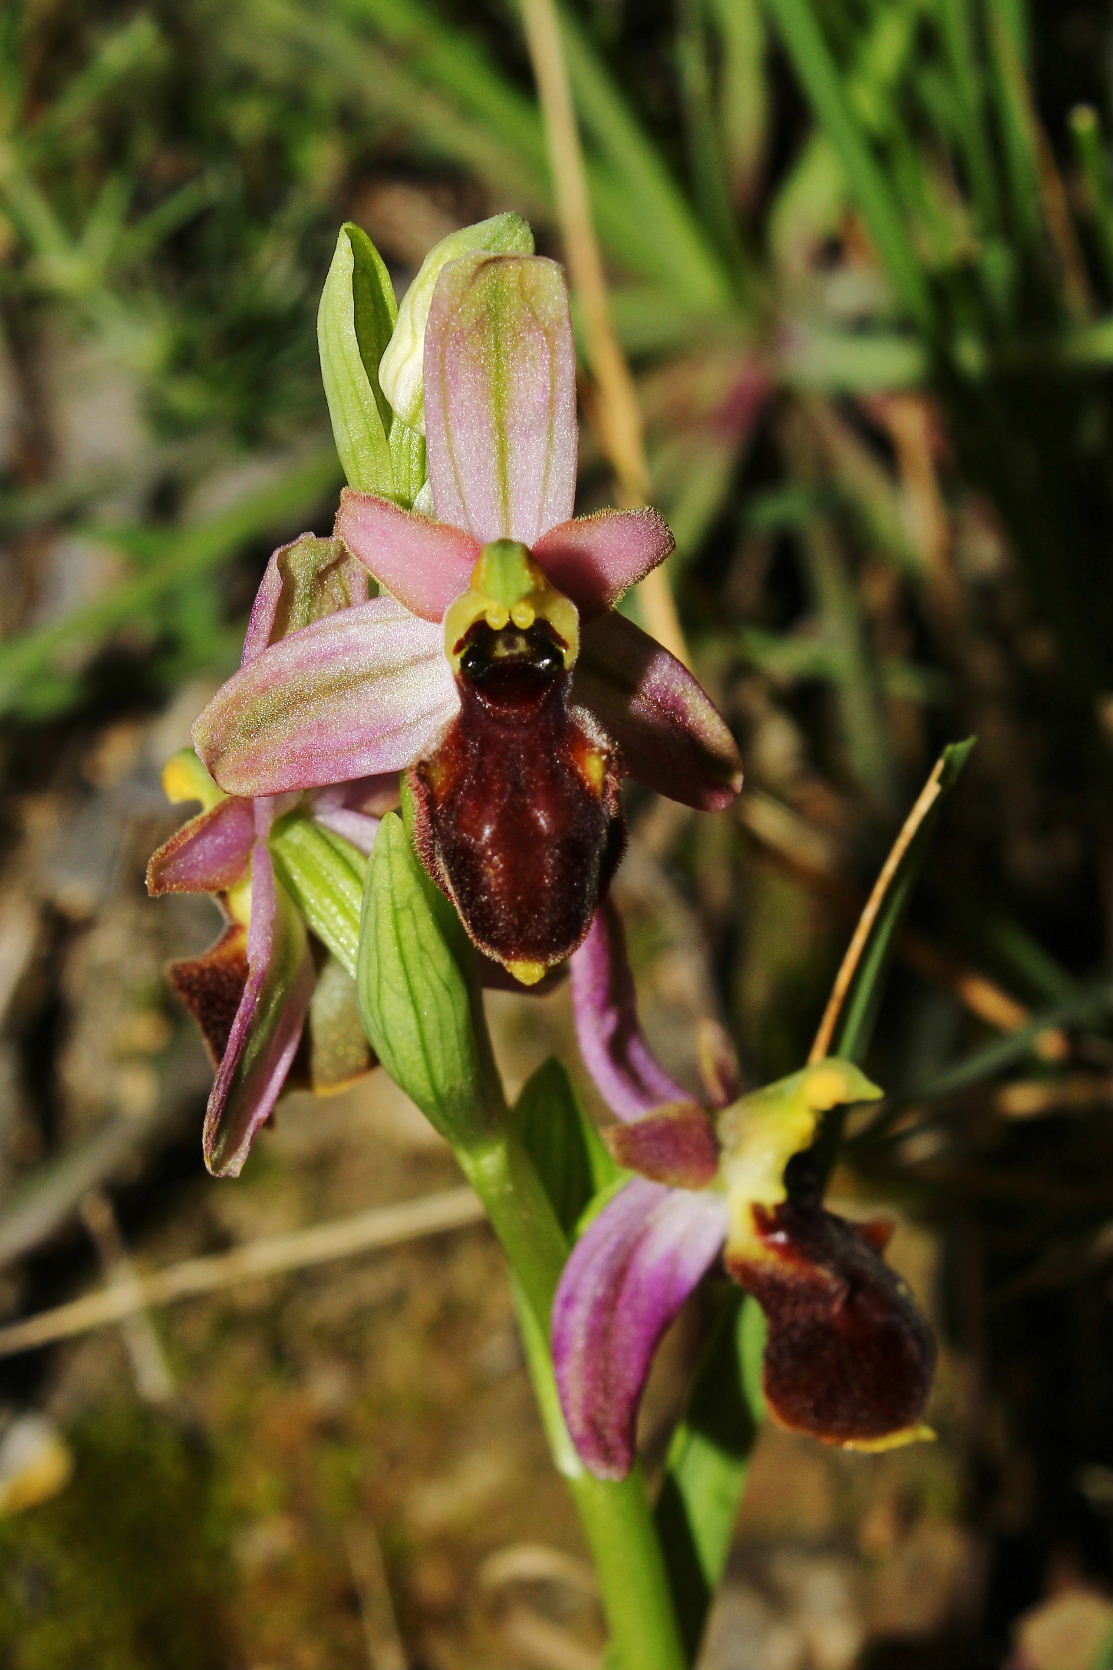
[357,811,502,1143]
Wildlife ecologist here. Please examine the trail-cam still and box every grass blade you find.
[811,738,976,1066]
[763,0,937,334]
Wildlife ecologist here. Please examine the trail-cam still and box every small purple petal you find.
[310,803,381,855]
[146,797,256,896]
[533,509,674,617]
[575,612,743,812]
[328,774,403,817]
[606,1102,720,1189]
[570,902,691,1121]
[553,1178,728,1479]
[203,844,316,1178]
[193,598,459,797]
[424,253,577,545]
[243,533,370,662]
[309,775,400,852]
[333,489,479,623]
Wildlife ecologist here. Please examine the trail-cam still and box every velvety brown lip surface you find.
[410,621,625,973]
[728,1200,936,1445]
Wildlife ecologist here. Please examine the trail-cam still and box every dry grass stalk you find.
[0,1187,484,1359]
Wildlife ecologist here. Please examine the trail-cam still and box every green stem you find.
[356,818,688,1663]
[458,1134,688,1670]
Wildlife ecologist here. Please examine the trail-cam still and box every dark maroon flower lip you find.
[728,1201,937,1450]
[409,617,625,983]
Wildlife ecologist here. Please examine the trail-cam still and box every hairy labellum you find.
[727,1200,936,1450]
[410,618,624,983]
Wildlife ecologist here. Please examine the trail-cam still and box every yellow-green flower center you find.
[443,540,580,672]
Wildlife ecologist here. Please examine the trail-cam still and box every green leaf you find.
[512,1058,618,1237]
[1070,106,1113,288]
[557,5,731,308]
[709,0,769,203]
[902,980,1113,1107]
[317,223,398,494]
[0,448,341,720]
[655,1292,765,1662]
[268,814,365,978]
[768,0,922,274]
[357,813,503,1142]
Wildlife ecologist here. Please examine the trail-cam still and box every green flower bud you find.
[378,212,534,434]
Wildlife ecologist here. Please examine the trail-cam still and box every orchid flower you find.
[193,242,742,984]
[148,534,389,1177]
[553,905,937,1480]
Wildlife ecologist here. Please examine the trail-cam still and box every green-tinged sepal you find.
[269,813,365,978]
[378,212,534,434]
[258,534,370,646]
[357,811,503,1142]
[317,223,399,495]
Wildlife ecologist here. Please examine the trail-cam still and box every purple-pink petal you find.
[575,612,743,812]
[553,1177,728,1480]
[310,802,381,855]
[333,490,479,623]
[193,598,459,798]
[533,509,675,618]
[570,902,691,1121]
[309,775,399,852]
[203,844,316,1178]
[606,1102,720,1189]
[146,796,256,896]
[327,774,403,817]
[424,252,577,546]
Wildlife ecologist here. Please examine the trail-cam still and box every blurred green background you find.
[0,1,1110,1666]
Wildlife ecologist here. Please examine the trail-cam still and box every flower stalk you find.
[359,808,687,1667]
